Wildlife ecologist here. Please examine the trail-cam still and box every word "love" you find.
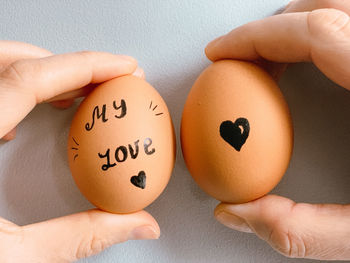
[98,138,155,171]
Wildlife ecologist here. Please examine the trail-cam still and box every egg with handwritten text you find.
[67,75,176,213]
[181,60,293,203]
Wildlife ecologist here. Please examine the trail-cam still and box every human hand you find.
[205,0,350,260]
[0,41,159,262]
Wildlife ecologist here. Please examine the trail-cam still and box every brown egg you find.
[181,60,293,203]
[67,75,176,213]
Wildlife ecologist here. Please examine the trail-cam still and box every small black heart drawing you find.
[130,171,146,189]
[220,118,250,152]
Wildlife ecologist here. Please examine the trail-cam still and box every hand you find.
[0,41,158,262]
[206,0,350,260]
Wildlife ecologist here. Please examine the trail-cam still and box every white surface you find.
[1,1,350,262]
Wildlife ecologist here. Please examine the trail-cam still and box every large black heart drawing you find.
[220,118,250,151]
[131,171,146,189]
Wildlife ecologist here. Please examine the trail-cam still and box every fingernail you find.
[133,67,145,79]
[215,211,253,233]
[128,225,160,240]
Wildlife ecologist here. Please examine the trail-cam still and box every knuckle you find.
[308,8,350,35]
[1,59,41,84]
[75,235,108,259]
[1,62,26,83]
[267,204,308,258]
[74,211,109,260]
[271,228,307,258]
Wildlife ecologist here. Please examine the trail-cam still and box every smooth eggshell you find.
[181,60,293,203]
[68,75,176,213]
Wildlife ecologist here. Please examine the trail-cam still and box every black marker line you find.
[71,147,79,151]
[152,105,158,111]
[72,137,79,146]
[155,112,163,116]
[149,101,153,109]
[74,154,78,161]
[113,99,127,119]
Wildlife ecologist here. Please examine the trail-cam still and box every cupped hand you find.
[0,41,158,263]
[206,0,350,260]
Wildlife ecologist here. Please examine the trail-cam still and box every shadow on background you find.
[0,102,92,226]
[274,63,350,204]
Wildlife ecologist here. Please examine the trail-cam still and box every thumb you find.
[21,209,159,262]
[215,195,350,260]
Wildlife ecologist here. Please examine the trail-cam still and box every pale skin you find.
[0,41,159,262]
[206,0,350,260]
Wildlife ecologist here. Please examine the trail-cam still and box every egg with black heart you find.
[67,75,176,214]
[181,60,293,203]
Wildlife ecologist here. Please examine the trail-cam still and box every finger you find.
[206,9,350,90]
[283,0,350,86]
[285,0,350,15]
[1,51,137,102]
[1,127,16,141]
[0,40,52,69]
[253,0,296,81]
[46,66,144,111]
[21,209,159,262]
[0,51,137,138]
[0,42,52,140]
[215,195,350,260]
[206,0,350,81]
[46,66,145,103]
[264,0,301,80]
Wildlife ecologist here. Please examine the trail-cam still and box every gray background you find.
[1,0,350,262]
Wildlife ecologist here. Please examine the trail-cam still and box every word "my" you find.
[85,99,127,131]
